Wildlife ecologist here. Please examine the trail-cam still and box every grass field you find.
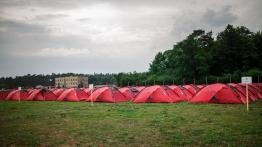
[0,101,261,147]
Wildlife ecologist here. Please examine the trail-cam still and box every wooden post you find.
[89,84,94,106]
[91,88,93,106]
[154,80,155,85]
[18,91,20,103]
[193,78,195,85]
[246,83,249,112]
[229,75,231,83]
[18,87,21,103]
[172,80,174,85]
[205,76,207,85]
[241,76,252,112]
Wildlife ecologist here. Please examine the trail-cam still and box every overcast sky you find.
[0,0,261,77]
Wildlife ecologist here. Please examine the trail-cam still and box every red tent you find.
[57,88,88,101]
[0,90,11,100]
[169,85,188,101]
[181,87,194,100]
[189,84,244,104]
[57,88,79,101]
[75,89,89,101]
[6,90,29,101]
[26,88,35,95]
[87,87,128,102]
[254,83,262,98]
[250,84,261,91]
[254,83,262,90]
[83,88,91,95]
[133,85,174,103]
[53,88,64,97]
[128,87,143,97]
[249,84,262,98]
[163,86,185,102]
[196,85,205,89]
[134,86,145,92]
[43,90,58,101]
[27,89,45,101]
[227,84,248,103]
[119,87,134,100]
[172,85,194,100]
[228,83,255,101]
[183,84,199,95]
[239,84,260,100]
[27,89,57,101]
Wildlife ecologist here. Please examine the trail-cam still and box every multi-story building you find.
[55,76,88,88]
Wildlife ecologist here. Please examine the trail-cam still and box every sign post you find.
[18,87,21,103]
[89,84,94,106]
[241,77,252,112]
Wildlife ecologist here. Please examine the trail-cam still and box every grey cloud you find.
[0,19,48,53]
[33,14,68,21]
[0,0,261,77]
[0,19,92,55]
[0,0,83,9]
[203,5,237,27]
[0,0,199,11]
[78,18,91,22]
[0,19,47,35]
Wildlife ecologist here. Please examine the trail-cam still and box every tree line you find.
[0,24,261,89]
[0,73,118,89]
[147,24,262,85]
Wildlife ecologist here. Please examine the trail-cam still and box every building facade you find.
[55,76,88,88]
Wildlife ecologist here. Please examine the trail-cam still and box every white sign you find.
[18,87,22,90]
[89,84,94,89]
[241,76,252,84]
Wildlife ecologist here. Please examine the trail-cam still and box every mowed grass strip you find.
[0,101,261,146]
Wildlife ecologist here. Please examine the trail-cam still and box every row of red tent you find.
[0,83,261,104]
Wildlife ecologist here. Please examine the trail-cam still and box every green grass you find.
[0,101,261,147]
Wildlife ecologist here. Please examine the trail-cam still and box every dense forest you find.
[0,24,261,89]
[148,24,262,84]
